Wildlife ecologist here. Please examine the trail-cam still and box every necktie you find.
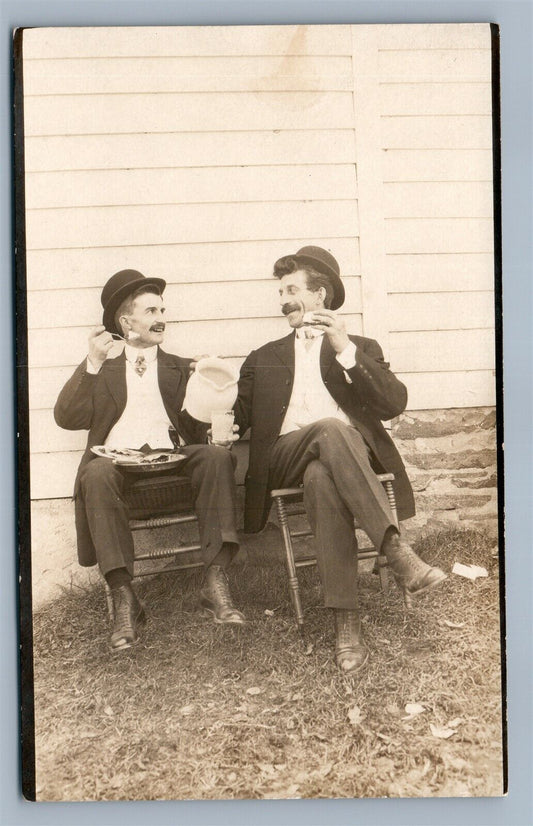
[134,354,147,377]
[303,328,316,350]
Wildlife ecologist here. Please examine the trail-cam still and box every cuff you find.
[86,357,102,375]
[336,341,357,371]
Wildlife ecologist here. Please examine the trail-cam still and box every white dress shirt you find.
[88,344,174,449]
[279,331,357,436]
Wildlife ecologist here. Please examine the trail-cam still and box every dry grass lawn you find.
[31,527,505,801]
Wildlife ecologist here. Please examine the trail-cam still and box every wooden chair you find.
[105,473,202,619]
[271,473,399,630]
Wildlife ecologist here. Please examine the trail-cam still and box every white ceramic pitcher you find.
[182,356,239,423]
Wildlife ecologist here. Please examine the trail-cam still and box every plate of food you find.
[116,449,186,473]
[90,446,186,472]
[90,446,146,462]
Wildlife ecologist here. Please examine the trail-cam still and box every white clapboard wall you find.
[21,24,495,499]
[351,24,495,410]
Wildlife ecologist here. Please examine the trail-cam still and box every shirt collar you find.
[295,327,325,340]
[124,343,158,364]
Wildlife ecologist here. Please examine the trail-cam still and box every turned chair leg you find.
[274,495,305,632]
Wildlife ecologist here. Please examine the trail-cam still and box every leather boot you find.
[199,565,246,625]
[110,583,146,651]
[382,531,447,598]
[334,609,369,674]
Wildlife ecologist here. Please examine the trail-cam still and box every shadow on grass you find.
[31,527,505,801]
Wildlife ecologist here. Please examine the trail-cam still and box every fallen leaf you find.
[180,704,195,716]
[320,762,333,777]
[246,686,262,696]
[421,757,432,777]
[304,643,314,656]
[430,723,457,739]
[348,705,364,726]
[445,755,468,771]
[103,705,114,716]
[447,717,464,728]
[286,783,300,797]
[405,702,426,716]
[257,763,276,775]
[444,620,465,629]
[264,609,275,617]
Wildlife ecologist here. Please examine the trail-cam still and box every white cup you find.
[211,410,235,443]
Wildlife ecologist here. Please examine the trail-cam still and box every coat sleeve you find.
[177,409,210,445]
[233,349,257,438]
[344,338,408,421]
[54,360,99,431]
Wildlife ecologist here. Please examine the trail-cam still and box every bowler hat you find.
[101,269,166,335]
[274,246,345,310]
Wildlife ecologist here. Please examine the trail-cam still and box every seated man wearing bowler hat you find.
[54,269,245,651]
[233,246,447,675]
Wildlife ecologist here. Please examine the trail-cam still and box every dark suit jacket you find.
[233,332,415,533]
[54,347,208,566]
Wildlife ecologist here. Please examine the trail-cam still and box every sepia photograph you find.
[15,22,504,802]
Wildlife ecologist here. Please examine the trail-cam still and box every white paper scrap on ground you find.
[452,562,489,580]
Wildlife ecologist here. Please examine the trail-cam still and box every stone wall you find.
[391,407,499,538]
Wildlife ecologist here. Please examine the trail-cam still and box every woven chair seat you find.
[125,473,194,520]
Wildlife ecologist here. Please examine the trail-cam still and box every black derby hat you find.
[274,245,345,310]
[101,269,166,336]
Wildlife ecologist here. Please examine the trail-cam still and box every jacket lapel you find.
[320,334,340,382]
[157,347,183,423]
[272,332,296,376]
[320,335,354,411]
[102,352,127,416]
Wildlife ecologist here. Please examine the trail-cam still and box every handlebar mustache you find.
[281,302,302,316]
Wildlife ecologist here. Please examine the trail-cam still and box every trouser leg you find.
[303,460,359,609]
[77,458,135,577]
[78,445,239,576]
[178,444,239,568]
[270,418,395,553]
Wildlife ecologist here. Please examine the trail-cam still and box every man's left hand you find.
[310,310,350,354]
[207,424,240,449]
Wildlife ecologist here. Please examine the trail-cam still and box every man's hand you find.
[309,310,350,354]
[88,325,114,370]
[207,424,240,449]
